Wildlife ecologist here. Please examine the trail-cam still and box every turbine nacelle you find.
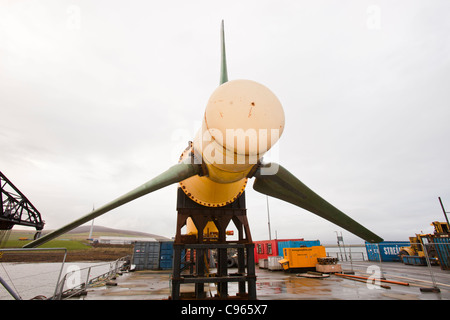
[179,79,285,207]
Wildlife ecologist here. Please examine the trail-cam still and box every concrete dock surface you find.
[80,261,450,300]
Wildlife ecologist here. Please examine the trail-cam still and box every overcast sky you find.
[1,1,449,244]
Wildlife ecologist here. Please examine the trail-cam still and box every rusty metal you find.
[171,188,256,300]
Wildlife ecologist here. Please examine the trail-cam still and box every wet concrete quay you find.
[80,261,450,300]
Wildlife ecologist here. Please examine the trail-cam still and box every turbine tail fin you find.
[220,20,228,84]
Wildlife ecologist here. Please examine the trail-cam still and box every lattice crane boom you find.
[0,171,45,232]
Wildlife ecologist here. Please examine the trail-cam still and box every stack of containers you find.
[132,240,177,271]
[254,239,321,267]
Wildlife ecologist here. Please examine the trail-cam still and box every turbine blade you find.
[252,163,383,243]
[24,162,202,248]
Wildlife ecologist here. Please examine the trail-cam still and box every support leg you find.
[246,244,257,300]
[195,248,206,299]
[171,245,182,300]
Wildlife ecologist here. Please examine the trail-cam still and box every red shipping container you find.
[253,239,304,264]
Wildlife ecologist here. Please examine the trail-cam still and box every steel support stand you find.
[170,188,256,300]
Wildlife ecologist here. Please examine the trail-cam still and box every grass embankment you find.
[1,231,133,262]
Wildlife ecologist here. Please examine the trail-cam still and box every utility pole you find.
[438,197,450,228]
[266,196,272,240]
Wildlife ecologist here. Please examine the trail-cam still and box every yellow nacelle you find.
[179,79,285,208]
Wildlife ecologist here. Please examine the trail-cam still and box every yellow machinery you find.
[399,221,449,259]
[432,221,450,234]
[279,246,327,271]
[400,234,434,258]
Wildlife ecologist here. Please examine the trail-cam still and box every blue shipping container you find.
[365,241,410,262]
[401,255,427,266]
[278,240,321,257]
[432,236,450,270]
[159,241,174,270]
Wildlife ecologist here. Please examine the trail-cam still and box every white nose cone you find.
[204,79,285,157]
[180,79,285,206]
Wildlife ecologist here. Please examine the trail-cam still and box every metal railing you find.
[53,255,130,300]
[1,248,131,300]
[329,251,366,262]
[325,244,368,262]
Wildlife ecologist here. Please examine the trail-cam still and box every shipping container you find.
[431,235,450,270]
[132,240,185,271]
[401,255,427,266]
[365,241,410,262]
[159,241,174,270]
[132,241,161,270]
[277,240,320,257]
[254,240,284,264]
[254,238,314,263]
